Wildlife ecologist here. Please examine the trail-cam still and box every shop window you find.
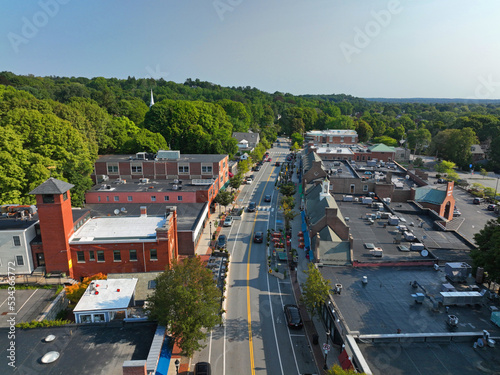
[77,251,85,263]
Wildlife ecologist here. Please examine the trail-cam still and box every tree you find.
[434,160,456,175]
[229,173,243,191]
[301,262,331,318]
[280,195,298,231]
[326,365,366,375]
[65,273,107,304]
[213,190,233,213]
[472,217,500,284]
[290,132,304,146]
[146,257,222,356]
[280,182,296,197]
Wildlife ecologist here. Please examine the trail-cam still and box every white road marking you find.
[17,289,38,313]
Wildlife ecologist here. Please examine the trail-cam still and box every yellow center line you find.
[247,155,281,374]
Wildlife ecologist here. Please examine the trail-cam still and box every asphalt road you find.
[0,287,56,327]
[192,140,316,374]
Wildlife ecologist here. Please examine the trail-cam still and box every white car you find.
[246,177,253,184]
[223,216,233,227]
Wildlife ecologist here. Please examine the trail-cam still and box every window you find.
[177,196,183,201]
[63,192,68,201]
[77,251,85,263]
[107,165,118,173]
[127,196,133,202]
[178,165,189,173]
[89,251,95,261]
[80,314,92,323]
[202,165,213,173]
[97,251,105,262]
[98,196,101,202]
[148,280,157,289]
[16,256,24,266]
[13,236,21,246]
[363,185,369,192]
[151,196,156,202]
[150,249,158,261]
[131,165,142,173]
[42,194,54,203]
[340,136,344,143]
[113,250,121,262]
[164,196,170,201]
[93,314,105,322]
[106,196,109,202]
[114,196,119,202]
[129,249,137,261]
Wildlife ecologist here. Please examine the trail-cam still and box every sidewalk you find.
[288,159,340,374]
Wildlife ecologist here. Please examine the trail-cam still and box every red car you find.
[268,158,272,162]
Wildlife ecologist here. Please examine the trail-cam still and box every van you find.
[473,197,483,205]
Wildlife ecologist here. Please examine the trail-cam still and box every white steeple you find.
[149,89,155,108]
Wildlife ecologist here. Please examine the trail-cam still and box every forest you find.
[1,71,500,206]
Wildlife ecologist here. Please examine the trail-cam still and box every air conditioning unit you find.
[139,178,150,183]
[101,175,109,181]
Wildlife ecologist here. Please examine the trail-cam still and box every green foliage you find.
[145,257,222,356]
[280,182,296,197]
[229,173,243,190]
[472,217,500,283]
[213,190,233,210]
[413,157,424,168]
[326,364,366,375]
[434,160,457,175]
[16,319,72,329]
[65,273,107,304]
[301,262,332,318]
[372,135,398,147]
[290,132,304,146]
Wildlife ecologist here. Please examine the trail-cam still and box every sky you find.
[1,0,500,99]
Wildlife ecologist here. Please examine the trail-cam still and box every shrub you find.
[16,319,72,329]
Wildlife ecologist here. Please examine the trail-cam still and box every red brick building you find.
[30,178,178,280]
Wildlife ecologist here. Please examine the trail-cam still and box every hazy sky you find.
[2,0,500,99]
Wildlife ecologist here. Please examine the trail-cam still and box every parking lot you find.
[0,287,56,327]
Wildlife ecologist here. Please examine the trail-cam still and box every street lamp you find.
[324,330,331,370]
[209,221,212,239]
[175,359,180,374]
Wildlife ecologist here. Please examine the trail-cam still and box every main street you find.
[192,140,316,374]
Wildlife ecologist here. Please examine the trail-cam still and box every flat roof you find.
[334,196,473,263]
[0,216,38,230]
[321,266,500,336]
[83,202,206,232]
[316,147,354,155]
[90,178,212,193]
[96,153,226,163]
[74,278,138,312]
[71,215,166,242]
[108,272,162,302]
[0,322,157,375]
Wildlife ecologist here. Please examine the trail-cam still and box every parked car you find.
[253,231,263,243]
[453,209,461,217]
[473,197,484,205]
[217,234,227,249]
[268,158,272,162]
[254,165,261,171]
[248,202,256,212]
[194,362,211,375]
[488,204,497,211]
[284,304,303,328]
[275,161,280,166]
[223,216,233,227]
[245,177,253,185]
[437,178,446,183]
[264,194,271,202]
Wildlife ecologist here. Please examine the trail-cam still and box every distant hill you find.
[365,97,500,104]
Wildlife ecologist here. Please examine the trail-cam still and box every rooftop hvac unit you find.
[100,175,109,181]
[136,152,146,160]
[445,262,472,283]
[139,178,150,183]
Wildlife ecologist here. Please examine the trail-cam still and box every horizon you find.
[2,1,500,100]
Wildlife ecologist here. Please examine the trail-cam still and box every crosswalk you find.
[256,206,272,211]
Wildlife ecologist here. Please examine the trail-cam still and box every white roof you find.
[316,147,354,155]
[74,278,138,312]
[70,216,166,243]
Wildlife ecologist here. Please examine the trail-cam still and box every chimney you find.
[140,206,147,217]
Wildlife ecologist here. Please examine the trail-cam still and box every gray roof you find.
[232,132,259,142]
[311,226,350,265]
[108,272,163,301]
[302,151,324,172]
[29,177,74,195]
[305,183,344,226]
[96,153,227,163]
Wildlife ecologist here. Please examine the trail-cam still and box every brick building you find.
[29,178,178,280]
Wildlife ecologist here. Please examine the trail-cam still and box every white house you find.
[73,278,138,323]
[233,131,260,151]
[0,205,38,276]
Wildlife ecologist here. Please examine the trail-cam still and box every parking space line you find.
[17,289,38,313]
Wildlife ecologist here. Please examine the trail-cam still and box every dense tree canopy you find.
[472,217,500,284]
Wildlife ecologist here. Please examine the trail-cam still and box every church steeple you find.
[150,89,155,108]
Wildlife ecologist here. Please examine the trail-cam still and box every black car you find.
[284,304,303,328]
[253,231,263,243]
[264,194,271,202]
[275,161,280,166]
[217,234,227,249]
[254,165,261,171]
[194,362,211,375]
[248,202,256,212]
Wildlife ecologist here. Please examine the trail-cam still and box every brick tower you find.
[30,178,75,278]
